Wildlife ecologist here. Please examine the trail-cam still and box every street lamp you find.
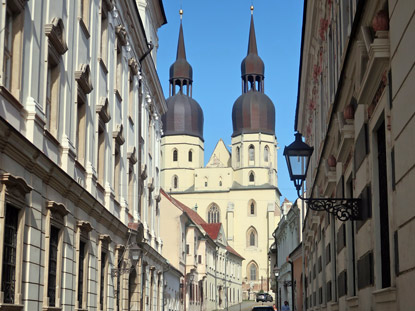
[111,243,142,277]
[284,133,361,221]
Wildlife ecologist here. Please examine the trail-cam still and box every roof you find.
[226,245,244,260]
[201,223,221,240]
[161,188,206,226]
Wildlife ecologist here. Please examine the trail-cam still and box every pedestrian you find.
[273,304,277,311]
[281,301,290,311]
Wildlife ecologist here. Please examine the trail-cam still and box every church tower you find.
[161,11,204,192]
[231,8,278,189]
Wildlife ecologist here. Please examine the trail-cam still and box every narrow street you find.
[224,301,274,311]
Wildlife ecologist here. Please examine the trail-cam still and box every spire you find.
[247,9,258,56]
[169,9,193,96]
[176,21,187,60]
[241,6,264,92]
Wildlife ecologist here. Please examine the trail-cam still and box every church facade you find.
[161,9,281,295]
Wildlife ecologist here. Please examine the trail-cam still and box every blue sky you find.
[157,1,304,203]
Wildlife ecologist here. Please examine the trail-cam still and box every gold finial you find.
[179,9,183,20]
[250,5,254,14]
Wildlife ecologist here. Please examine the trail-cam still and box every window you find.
[75,64,93,164]
[79,0,90,36]
[46,54,61,138]
[188,150,193,162]
[0,174,31,305]
[98,234,111,311]
[1,1,25,100]
[204,177,208,187]
[113,125,125,200]
[248,262,258,281]
[3,8,13,90]
[207,204,220,223]
[76,221,92,310]
[249,171,255,183]
[116,43,122,95]
[99,1,109,70]
[2,204,19,304]
[76,95,86,165]
[173,175,178,189]
[250,232,255,246]
[248,145,255,161]
[264,145,269,162]
[47,226,59,306]
[236,147,240,163]
[249,201,255,215]
[173,149,178,162]
[44,201,68,308]
[246,227,257,247]
[97,98,110,185]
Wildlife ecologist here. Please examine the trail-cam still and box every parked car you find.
[256,292,273,302]
[252,306,274,311]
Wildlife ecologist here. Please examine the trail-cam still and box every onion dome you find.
[232,7,275,137]
[162,13,204,140]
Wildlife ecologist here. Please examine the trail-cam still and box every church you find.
[160,7,282,294]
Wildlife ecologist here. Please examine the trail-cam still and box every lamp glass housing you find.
[284,133,314,191]
[130,244,141,261]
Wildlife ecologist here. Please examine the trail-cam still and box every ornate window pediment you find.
[141,164,147,180]
[99,234,112,245]
[77,220,93,233]
[96,97,111,123]
[46,200,69,224]
[127,146,137,165]
[115,25,128,46]
[45,18,68,56]
[113,124,125,145]
[75,64,93,94]
[1,173,32,206]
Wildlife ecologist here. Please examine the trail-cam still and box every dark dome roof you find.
[232,90,275,137]
[241,53,264,77]
[170,58,193,81]
[162,93,204,140]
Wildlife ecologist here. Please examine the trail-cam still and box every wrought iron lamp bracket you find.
[297,190,361,221]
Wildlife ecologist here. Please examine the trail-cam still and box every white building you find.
[0,0,168,310]
[160,190,244,311]
[273,200,301,309]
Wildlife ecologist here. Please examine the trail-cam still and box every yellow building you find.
[161,10,281,294]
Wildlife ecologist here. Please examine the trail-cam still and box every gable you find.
[206,139,231,168]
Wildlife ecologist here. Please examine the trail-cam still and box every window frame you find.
[0,173,31,306]
[43,201,68,309]
[75,221,93,310]
[98,235,111,311]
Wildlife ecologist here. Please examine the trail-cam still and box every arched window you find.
[250,202,255,215]
[208,204,220,223]
[264,145,269,162]
[173,175,178,189]
[248,262,258,281]
[219,177,222,187]
[248,145,255,161]
[246,227,258,247]
[188,150,193,162]
[236,147,240,162]
[173,149,178,162]
[204,177,208,187]
[249,171,255,182]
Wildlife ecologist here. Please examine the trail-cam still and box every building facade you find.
[160,9,281,295]
[296,0,415,310]
[159,190,243,311]
[0,0,168,310]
